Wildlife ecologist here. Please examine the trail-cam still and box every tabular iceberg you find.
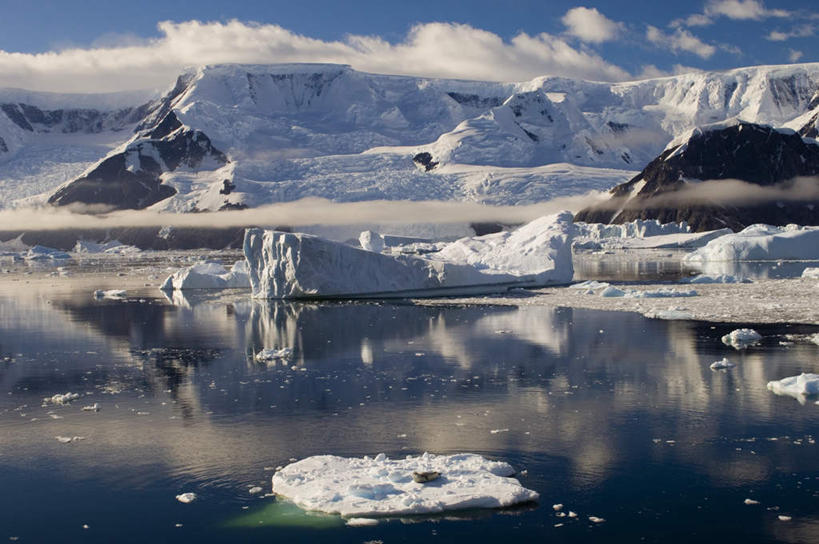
[244,212,575,299]
[684,224,819,262]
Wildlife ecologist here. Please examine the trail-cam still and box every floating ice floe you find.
[680,274,752,284]
[44,392,80,405]
[24,245,71,261]
[74,240,141,255]
[684,224,819,262]
[599,286,697,298]
[255,348,293,362]
[55,436,85,444]
[802,267,819,279]
[245,212,575,299]
[710,358,735,370]
[721,329,762,349]
[271,452,538,517]
[93,289,127,299]
[176,492,197,504]
[767,373,819,402]
[643,308,694,320]
[160,260,250,290]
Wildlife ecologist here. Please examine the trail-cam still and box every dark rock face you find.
[575,121,819,231]
[413,152,438,171]
[446,92,503,109]
[0,136,7,153]
[48,113,227,210]
[1,102,147,134]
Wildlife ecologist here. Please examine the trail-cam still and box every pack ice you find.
[271,452,538,518]
[244,212,575,299]
[684,224,819,262]
[160,260,250,290]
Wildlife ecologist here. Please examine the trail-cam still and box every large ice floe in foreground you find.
[271,453,538,518]
[767,373,819,403]
[244,212,575,299]
[160,260,250,290]
[684,224,819,262]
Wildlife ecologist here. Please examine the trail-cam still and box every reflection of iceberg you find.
[244,212,575,299]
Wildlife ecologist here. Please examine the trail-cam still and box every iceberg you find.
[802,267,819,279]
[73,240,140,255]
[710,358,735,370]
[24,245,71,261]
[160,260,250,290]
[271,452,538,518]
[767,373,819,402]
[684,224,819,262]
[721,328,762,349]
[244,212,575,299]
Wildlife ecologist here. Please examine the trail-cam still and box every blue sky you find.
[0,0,817,92]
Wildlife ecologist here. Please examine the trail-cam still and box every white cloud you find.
[0,20,632,93]
[561,7,623,43]
[670,14,713,28]
[646,26,717,59]
[765,25,816,41]
[637,64,704,79]
[788,49,804,63]
[704,0,789,20]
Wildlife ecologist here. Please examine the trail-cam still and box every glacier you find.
[244,212,575,299]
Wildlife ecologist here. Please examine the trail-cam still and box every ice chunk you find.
[93,289,127,299]
[24,245,71,261]
[685,225,819,262]
[680,274,751,284]
[710,358,735,370]
[271,453,538,517]
[721,329,762,349]
[359,231,385,253]
[160,260,250,290]
[767,373,819,401]
[802,267,819,279]
[44,392,80,405]
[346,517,379,527]
[255,348,293,362]
[176,492,197,503]
[74,240,140,255]
[244,213,575,299]
[600,286,697,298]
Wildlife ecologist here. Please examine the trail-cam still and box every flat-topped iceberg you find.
[684,224,819,262]
[160,260,250,290]
[244,212,575,299]
[271,452,538,518]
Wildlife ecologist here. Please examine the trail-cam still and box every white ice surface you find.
[271,452,538,517]
[255,348,293,362]
[681,274,752,284]
[160,260,250,290]
[802,267,819,279]
[598,286,697,298]
[721,329,762,349]
[244,212,575,299]
[710,358,735,370]
[685,225,819,262]
[767,373,819,402]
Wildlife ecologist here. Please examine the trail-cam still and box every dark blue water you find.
[1,278,818,543]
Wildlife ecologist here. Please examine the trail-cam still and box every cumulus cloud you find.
[646,26,717,59]
[788,49,804,63]
[0,19,631,93]
[766,25,816,42]
[561,7,623,43]
[704,0,789,20]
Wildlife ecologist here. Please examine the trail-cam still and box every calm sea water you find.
[1,265,818,543]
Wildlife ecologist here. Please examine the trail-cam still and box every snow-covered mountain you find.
[2,62,819,212]
[575,120,819,231]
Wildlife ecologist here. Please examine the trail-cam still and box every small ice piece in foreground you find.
[255,348,293,362]
[249,486,264,495]
[744,498,760,505]
[600,286,626,298]
[55,436,85,443]
[778,515,792,521]
[588,516,605,523]
[44,392,80,405]
[82,403,100,412]
[767,373,819,402]
[710,358,735,370]
[721,329,762,350]
[553,503,564,511]
[271,453,538,517]
[346,517,379,527]
[176,493,197,504]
